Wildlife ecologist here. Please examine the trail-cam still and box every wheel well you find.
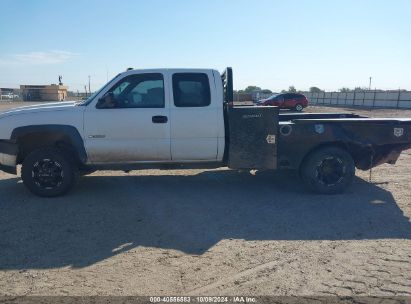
[16,132,80,164]
[298,141,373,172]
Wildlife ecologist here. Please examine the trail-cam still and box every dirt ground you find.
[0,102,410,297]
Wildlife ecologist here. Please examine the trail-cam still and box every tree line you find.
[234,85,376,94]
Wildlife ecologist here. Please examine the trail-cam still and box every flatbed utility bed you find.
[278,112,365,121]
[276,111,411,173]
[290,117,411,123]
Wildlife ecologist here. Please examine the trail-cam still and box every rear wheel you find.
[21,147,77,197]
[300,147,355,194]
[295,104,303,111]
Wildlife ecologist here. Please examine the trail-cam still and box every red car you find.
[257,93,309,111]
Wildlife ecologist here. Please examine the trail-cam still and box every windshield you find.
[269,94,279,99]
[76,73,122,106]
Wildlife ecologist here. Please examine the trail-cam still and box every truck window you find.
[100,73,165,109]
[172,73,211,107]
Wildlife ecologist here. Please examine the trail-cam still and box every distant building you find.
[20,84,68,101]
[0,88,15,94]
[0,88,20,100]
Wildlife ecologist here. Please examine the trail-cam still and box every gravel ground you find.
[0,102,410,297]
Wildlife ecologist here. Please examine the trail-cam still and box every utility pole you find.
[369,77,372,91]
[88,75,91,94]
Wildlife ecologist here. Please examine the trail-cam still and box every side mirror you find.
[96,92,115,108]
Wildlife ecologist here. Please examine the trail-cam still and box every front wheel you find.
[21,147,77,197]
[300,147,355,194]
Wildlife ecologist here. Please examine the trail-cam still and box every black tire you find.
[295,104,303,112]
[21,147,78,197]
[300,147,355,194]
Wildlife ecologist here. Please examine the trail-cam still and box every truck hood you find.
[0,101,79,118]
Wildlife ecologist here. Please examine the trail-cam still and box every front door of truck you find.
[169,71,219,161]
[84,72,171,163]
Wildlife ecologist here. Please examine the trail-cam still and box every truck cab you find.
[82,69,226,164]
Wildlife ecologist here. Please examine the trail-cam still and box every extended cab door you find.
[83,72,171,163]
[169,71,220,161]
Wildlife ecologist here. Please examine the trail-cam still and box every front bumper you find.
[0,140,18,174]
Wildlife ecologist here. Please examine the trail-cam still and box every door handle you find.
[152,115,168,123]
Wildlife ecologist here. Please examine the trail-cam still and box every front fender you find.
[11,125,87,164]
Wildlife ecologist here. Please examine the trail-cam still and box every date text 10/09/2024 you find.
[149,296,257,303]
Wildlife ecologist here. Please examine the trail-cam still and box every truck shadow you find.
[0,169,410,270]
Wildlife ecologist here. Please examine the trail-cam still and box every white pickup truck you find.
[0,68,410,197]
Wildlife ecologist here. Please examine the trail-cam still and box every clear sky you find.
[0,0,410,92]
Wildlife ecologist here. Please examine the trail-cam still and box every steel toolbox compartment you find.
[227,106,278,169]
